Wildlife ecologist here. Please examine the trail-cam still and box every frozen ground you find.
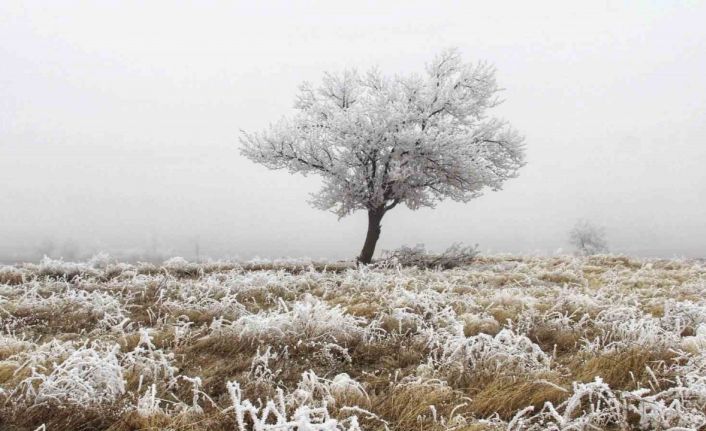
[0,254,705,430]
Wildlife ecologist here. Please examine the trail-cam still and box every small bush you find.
[378,243,479,269]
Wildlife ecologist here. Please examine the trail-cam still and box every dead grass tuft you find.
[575,348,677,390]
[469,375,569,419]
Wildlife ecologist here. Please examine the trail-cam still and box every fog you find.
[2,1,705,262]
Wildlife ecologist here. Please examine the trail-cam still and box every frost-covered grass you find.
[0,254,705,430]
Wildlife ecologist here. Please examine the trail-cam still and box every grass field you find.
[0,254,705,430]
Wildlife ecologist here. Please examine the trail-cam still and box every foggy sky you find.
[2,1,705,262]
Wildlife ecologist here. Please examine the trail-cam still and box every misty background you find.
[1,1,705,263]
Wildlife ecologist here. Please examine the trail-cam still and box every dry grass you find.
[0,254,704,430]
[468,375,569,419]
[574,348,677,389]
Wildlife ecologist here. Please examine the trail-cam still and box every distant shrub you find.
[569,220,608,256]
[378,243,479,269]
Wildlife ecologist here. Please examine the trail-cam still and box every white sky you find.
[1,0,705,261]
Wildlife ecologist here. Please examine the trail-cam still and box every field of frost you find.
[0,254,705,430]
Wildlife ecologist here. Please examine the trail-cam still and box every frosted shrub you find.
[220,294,368,344]
[435,329,551,377]
[569,220,608,256]
[379,243,478,269]
[16,342,125,406]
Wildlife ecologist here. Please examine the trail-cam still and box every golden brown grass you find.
[574,348,677,390]
[0,254,704,430]
[468,375,569,419]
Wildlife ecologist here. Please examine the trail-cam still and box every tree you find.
[241,49,525,264]
[569,220,608,256]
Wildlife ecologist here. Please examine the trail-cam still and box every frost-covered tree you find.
[569,220,608,256]
[241,49,525,264]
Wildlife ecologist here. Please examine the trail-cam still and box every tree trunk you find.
[357,208,385,265]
